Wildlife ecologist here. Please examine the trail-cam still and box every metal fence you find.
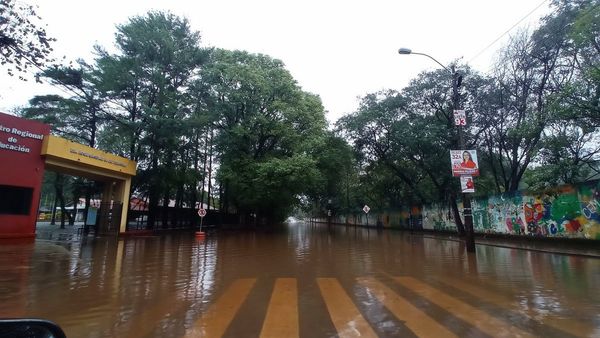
[127,207,239,231]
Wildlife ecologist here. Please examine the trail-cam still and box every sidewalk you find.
[419,232,600,258]
[35,221,86,240]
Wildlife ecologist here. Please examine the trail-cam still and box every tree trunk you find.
[450,194,466,236]
[200,131,209,208]
[190,131,200,211]
[50,181,58,225]
[207,130,214,210]
[147,151,160,229]
[162,192,170,229]
[54,174,69,229]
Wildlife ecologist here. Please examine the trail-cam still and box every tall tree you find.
[95,11,208,228]
[480,26,569,192]
[523,0,600,188]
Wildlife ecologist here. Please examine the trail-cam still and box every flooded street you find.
[1,222,599,337]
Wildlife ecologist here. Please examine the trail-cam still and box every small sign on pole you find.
[453,110,467,126]
[460,176,475,193]
[363,205,370,214]
[197,209,207,233]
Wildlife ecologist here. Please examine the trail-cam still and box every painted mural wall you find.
[421,181,600,240]
[313,180,600,241]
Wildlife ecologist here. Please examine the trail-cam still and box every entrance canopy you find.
[42,135,136,180]
[41,135,137,235]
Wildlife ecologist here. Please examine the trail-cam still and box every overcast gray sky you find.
[0,0,551,123]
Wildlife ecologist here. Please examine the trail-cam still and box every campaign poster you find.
[460,176,475,193]
[453,110,467,126]
[450,150,479,177]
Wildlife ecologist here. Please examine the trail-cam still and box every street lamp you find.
[398,47,476,253]
[397,48,450,72]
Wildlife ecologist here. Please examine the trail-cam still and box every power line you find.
[469,0,549,64]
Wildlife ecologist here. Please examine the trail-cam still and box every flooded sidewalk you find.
[1,222,599,337]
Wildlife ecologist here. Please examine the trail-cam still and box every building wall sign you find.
[0,123,45,154]
[69,148,127,168]
[0,124,44,139]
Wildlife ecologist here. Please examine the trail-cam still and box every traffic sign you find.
[198,209,207,217]
[363,205,370,214]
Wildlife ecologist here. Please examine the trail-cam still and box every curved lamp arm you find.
[398,48,451,73]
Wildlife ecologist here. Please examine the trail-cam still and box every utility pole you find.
[452,66,475,253]
[399,48,476,254]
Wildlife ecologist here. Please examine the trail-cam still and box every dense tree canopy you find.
[201,49,327,221]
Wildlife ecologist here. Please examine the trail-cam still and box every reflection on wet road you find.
[1,222,599,337]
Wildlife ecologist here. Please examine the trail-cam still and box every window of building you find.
[0,185,33,215]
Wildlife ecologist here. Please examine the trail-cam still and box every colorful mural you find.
[314,180,600,241]
[487,193,527,235]
[577,181,600,239]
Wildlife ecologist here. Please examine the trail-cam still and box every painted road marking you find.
[184,278,256,338]
[259,278,299,338]
[394,277,535,338]
[440,276,595,337]
[317,278,378,338]
[358,277,458,338]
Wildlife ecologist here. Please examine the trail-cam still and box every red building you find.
[0,112,51,238]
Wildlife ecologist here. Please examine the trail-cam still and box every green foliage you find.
[520,0,600,189]
[201,49,327,221]
[304,132,358,215]
[337,66,499,210]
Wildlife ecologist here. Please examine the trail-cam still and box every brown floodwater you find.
[1,222,599,337]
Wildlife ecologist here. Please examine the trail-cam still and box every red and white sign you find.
[363,205,370,214]
[450,150,479,177]
[197,209,207,217]
[453,110,467,126]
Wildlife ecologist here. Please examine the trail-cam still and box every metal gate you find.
[97,202,122,236]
